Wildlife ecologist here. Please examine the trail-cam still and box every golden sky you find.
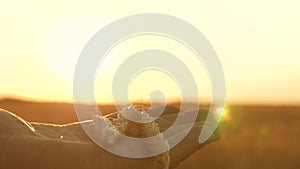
[0,0,299,105]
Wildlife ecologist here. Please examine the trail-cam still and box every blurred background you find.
[1,0,299,168]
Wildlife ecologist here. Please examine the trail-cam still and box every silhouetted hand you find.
[0,107,220,169]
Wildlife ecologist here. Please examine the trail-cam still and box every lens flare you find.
[218,106,231,122]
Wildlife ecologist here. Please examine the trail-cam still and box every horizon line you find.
[0,96,299,107]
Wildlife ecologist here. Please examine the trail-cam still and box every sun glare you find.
[42,17,104,79]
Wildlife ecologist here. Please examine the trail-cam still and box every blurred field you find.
[0,98,299,169]
[177,106,300,169]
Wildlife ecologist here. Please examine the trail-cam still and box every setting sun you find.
[41,17,105,80]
